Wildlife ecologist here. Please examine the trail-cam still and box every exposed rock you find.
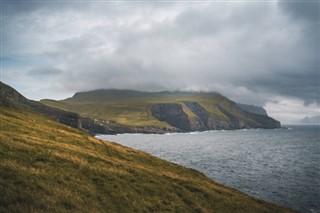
[184,102,209,130]
[150,104,191,131]
[80,117,108,134]
[103,125,180,134]
[149,101,280,132]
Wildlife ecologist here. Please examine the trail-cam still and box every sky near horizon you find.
[1,0,319,123]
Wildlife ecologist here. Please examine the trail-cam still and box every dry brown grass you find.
[0,107,297,213]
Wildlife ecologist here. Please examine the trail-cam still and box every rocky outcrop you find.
[213,104,280,129]
[150,104,191,131]
[101,125,180,134]
[184,102,247,130]
[184,102,209,130]
[149,101,280,132]
[243,111,281,129]
[80,117,108,134]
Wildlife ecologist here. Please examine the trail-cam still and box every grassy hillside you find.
[41,91,227,128]
[42,90,280,131]
[0,106,294,212]
[43,91,224,127]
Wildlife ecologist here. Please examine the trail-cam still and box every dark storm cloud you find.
[278,1,319,22]
[257,1,320,105]
[2,0,319,121]
[242,69,320,106]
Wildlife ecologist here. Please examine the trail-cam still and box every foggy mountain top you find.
[2,1,319,123]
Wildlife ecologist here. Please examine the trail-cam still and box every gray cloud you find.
[28,66,63,78]
[2,1,319,122]
[278,1,319,22]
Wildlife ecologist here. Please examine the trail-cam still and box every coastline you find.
[0,107,297,213]
[93,125,283,135]
[97,128,316,213]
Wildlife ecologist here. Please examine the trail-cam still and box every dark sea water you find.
[97,125,320,213]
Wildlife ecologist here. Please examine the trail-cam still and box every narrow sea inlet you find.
[97,125,320,213]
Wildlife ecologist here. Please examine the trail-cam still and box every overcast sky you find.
[1,0,319,123]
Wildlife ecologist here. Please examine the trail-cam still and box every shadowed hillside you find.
[0,82,105,134]
[0,84,295,212]
[42,89,280,134]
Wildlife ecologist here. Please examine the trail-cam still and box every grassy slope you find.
[0,107,294,213]
[41,92,234,128]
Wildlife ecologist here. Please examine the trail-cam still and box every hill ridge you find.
[42,88,280,133]
[0,81,104,134]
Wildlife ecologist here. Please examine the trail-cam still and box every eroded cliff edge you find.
[151,102,280,131]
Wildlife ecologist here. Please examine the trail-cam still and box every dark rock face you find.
[103,125,180,134]
[216,104,280,129]
[184,102,209,130]
[215,105,245,129]
[150,104,191,131]
[184,102,244,130]
[80,117,108,134]
[243,111,281,129]
[150,101,281,132]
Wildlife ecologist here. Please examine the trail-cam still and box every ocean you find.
[97,125,320,213]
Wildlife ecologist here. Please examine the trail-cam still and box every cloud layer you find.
[2,1,319,122]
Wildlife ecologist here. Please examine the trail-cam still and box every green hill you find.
[0,85,294,212]
[42,89,280,134]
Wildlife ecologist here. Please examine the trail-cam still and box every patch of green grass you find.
[0,106,295,212]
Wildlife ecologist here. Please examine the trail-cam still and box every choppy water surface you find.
[97,125,320,213]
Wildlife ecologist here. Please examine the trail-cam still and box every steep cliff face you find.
[151,104,191,131]
[41,88,281,133]
[150,101,280,131]
[184,102,209,130]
